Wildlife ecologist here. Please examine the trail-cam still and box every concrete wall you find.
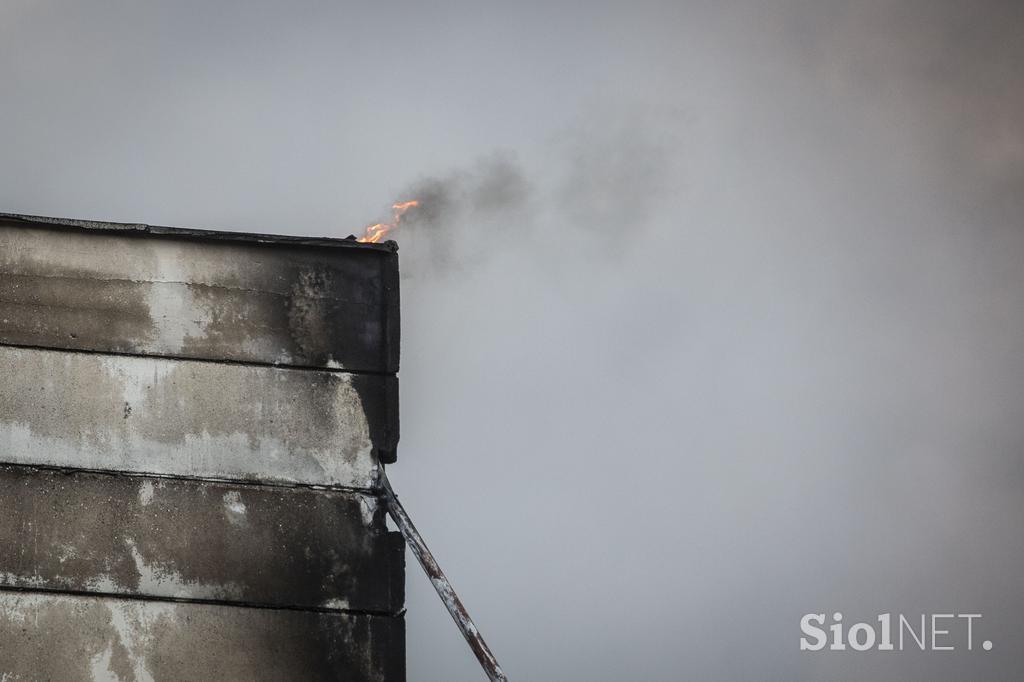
[0,214,404,680]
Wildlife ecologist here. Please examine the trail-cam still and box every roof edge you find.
[0,212,398,253]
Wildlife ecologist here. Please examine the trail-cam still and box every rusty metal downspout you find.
[378,469,509,682]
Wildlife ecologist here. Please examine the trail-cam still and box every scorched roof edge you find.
[0,212,398,252]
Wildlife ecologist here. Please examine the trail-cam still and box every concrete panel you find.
[0,465,403,613]
[0,591,404,681]
[0,218,400,373]
[0,345,398,487]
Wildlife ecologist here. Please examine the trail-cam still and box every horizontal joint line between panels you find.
[0,584,405,619]
[0,460,385,497]
[0,270,384,303]
[0,342,398,377]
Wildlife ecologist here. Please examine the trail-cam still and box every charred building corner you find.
[0,213,405,680]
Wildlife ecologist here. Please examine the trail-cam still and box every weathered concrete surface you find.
[0,465,404,613]
[0,345,398,486]
[0,591,405,681]
[0,218,400,373]
[0,215,406,676]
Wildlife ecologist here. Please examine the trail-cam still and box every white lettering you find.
[848,623,876,651]
[877,613,894,651]
[931,614,954,651]
[900,614,926,651]
[800,614,827,651]
[958,614,981,651]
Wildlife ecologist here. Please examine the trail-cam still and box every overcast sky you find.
[3,1,1023,680]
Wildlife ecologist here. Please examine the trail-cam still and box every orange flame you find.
[357,200,420,243]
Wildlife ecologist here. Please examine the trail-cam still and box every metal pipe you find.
[378,469,509,682]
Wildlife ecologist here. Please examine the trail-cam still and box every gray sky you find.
[3,1,1024,680]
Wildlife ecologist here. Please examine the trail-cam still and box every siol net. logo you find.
[800,612,992,652]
